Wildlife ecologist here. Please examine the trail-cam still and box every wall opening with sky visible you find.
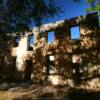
[70,26,80,39]
[28,34,34,50]
[47,31,54,43]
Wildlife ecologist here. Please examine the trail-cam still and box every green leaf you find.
[0,0,3,4]
[86,7,92,12]
[86,4,100,13]
[86,0,96,4]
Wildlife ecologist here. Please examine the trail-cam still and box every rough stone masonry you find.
[0,12,100,85]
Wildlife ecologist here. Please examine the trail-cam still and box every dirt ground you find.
[0,80,100,100]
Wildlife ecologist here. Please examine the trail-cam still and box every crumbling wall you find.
[2,12,99,84]
[0,37,16,79]
[54,27,72,78]
[26,12,100,84]
[15,36,28,79]
[80,14,100,78]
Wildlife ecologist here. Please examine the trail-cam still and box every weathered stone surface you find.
[0,12,100,85]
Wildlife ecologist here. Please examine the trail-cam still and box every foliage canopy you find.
[0,0,60,33]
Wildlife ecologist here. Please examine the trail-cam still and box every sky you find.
[42,0,89,24]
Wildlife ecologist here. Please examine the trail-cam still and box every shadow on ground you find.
[12,85,100,100]
[0,79,100,100]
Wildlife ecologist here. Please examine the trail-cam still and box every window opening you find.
[47,31,54,44]
[47,55,56,74]
[15,36,19,46]
[28,34,34,50]
[70,26,80,39]
[72,54,83,77]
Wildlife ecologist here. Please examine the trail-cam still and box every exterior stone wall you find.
[0,12,100,84]
[0,37,16,79]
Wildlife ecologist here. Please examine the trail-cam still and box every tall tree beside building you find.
[0,0,60,34]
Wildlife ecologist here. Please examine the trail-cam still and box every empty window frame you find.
[16,36,19,43]
[47,55,56,74]
[70,26,80,39]
[28,34,34,50]
[15,36,19,46]
[47,31,54,44]
[72,54,83,74]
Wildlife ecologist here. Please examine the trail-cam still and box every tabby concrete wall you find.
[1,12,100,84]
[31,12,100,84]
[0,38,16,79]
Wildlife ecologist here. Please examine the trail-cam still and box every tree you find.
[72,0,100,24]
[84,0,100,25]
[86,0,100,12]
[0,0,88,38]
[0,0,83,33]
[0,0,60,34]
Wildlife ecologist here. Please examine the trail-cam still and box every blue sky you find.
[42,0,89,24]
[71,26,80,39]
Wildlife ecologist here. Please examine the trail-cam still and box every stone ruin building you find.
[0,12,100,85]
